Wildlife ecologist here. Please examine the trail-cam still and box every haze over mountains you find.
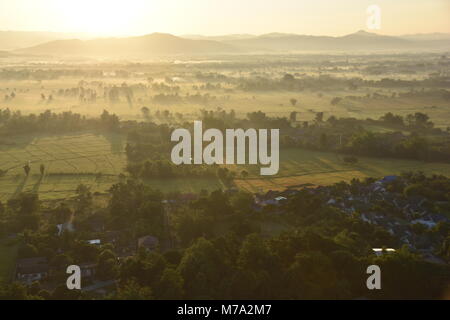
[14,33,235,58]
[4,30,450,58]
[0,31,92,51]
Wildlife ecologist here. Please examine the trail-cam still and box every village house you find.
[372,248,396,256]
[79,262,98,279]
[254,190,288,207]
[179,193,199,204]
[16,257,49,285]
[138,235,160,252]
[87,239,101,245]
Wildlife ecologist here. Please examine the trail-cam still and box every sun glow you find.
[56,0,150,36]
[1,0,449,37]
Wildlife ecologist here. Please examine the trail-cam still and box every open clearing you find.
[0,133,224,200]
[1,135,449,199]
[234,148,450,192]
[0,133,127,201]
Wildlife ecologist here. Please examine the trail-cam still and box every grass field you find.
[0,132,127,201]
[0,240,18,283]
[1,134,449,199]
[233,148,450,193]
[0,132,225,200]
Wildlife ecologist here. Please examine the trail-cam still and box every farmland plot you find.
[234,148,450,192]
[0,133,126,200]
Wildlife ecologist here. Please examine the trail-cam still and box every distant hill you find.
[224,33,337,52]
[223,30,446,52]
[0,31,90,51]
[181,34,256,41]
[16,33,237,58]
[399,33,450,41]
[14,31,450,58]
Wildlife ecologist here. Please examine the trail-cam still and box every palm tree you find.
[141,107,150,119]
[290,98,298,106]
[23,163,31,176]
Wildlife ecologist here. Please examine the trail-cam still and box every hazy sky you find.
[0,0,448,37]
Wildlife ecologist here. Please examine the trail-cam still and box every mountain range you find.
[0,31,91,51]
[14,33,235,58]
[4,30,450,58]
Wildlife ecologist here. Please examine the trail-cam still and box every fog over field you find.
[0,0,449,303]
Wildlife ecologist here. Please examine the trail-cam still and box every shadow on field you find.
[102,133,124,154]
[32,174,44,193]
[12,175,28,198]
